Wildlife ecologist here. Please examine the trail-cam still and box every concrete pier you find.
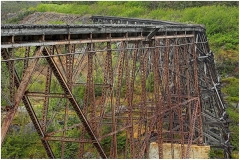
[149,142,210,159]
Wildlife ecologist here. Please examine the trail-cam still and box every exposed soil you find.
[19,12,91,24]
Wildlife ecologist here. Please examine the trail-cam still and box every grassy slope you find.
[32,2,239,50]
[1,1,40,22]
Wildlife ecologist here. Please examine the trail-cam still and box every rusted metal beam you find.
[107,42,117,159]
[1,35,194,49]
[44,136,95,143]
[60,44,74,158]
[193,34,204,145]
[153,39,163,159]
[185,99,200,158]
[25,91,69,98]
[42,46,53,133]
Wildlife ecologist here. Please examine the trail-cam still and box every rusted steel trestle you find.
[1,16,231,159]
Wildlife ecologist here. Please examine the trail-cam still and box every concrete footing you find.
[149,142,210,159]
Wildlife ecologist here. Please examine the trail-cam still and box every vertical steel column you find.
[164,38,174,158]
[126,42,137,158]
[185,35,202,158]
[61,44,74,158]
[136,42,143,142]
[79,42,97,158]
[79,43,91,158]
[169,41,174,159]
[125,40,135,158]
[88,43,96,133]
[153,39,163,159]
[174,38,185,158]
[136,41,147,158]
[184,37,192,151]
[98,44,110,136]
[23,47,30,78]
[42,46,53,133]
[114,41,126,158]
[108,42,117,159]
[185,99,199,158]
[193,34,203,145]
[8,48,15,108]
[142,43,149,158]
[116,41,125,112]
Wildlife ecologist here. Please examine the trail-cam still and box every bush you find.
[1,113,48,158]
[7,10,35,24]
[226,106,239,154]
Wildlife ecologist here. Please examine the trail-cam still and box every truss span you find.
[1,16,231,158]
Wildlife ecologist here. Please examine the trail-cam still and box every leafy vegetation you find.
[226,105,239,159]
[2,132,48,158]
[208,104,239,159]
[208,148,225,159]
[1,111,48,159]
[222,77,239,102]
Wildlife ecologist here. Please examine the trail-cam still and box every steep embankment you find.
[19,12,91,24]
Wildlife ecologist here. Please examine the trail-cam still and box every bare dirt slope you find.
[19,12,91,24]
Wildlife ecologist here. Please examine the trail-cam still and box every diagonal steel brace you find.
[1,48,55,158]
[42,47,107,159]
[146,28,160,40]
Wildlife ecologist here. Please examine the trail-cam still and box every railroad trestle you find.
[1,16,231,158]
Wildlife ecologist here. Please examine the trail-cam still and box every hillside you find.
[18,12,91,24]
[1,1,40,23]
[1,1,239,159]
[3,2,239,73]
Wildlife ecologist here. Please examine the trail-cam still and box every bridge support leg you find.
[1,47,55,158]
[42,47,107,159]
[1,47,43,144]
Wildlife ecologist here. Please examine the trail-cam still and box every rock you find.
[83,152,96,159]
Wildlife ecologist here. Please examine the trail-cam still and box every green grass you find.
[48,20,65,25]
[222,77,239,102]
